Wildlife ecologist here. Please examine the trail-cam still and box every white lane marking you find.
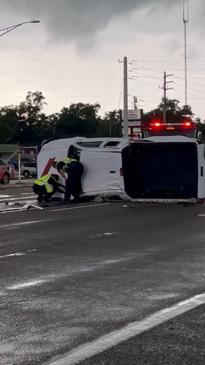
[0,194,11,198]
[7,279,47,290]
[5,255,131,291]
[51,203,110,212]
[0,195,35,202]
[198,214,205,217]
[21,192,34,195]
[0,219,52,229]
[79,257,131,273]
[0,248,37,259]
[47,293,205,365]
[1,252,24,258]
[1,209,34,215]
[90,232,118,238]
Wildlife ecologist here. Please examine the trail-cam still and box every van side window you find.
[77,141,102,148]
[104,141,120,147]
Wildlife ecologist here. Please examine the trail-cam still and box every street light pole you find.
[183,1,188,106]
[0,20,40,37]
[0,19,40,183]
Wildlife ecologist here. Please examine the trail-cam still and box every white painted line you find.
[0,252,24,258]
[90,232,118,238]
[0,194,11,198]
[0,195,35,202]
[47,293,205,365]
[21,192,34,195]
[198,214,205,217]
[51,203,110,212]
[0,248,37,259]
[0,219,52,229]
[0,207,31,213]
[7,279,48,290]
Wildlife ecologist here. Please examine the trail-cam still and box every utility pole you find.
[163,71,173,124]
[123,56,128,138]
[183,0,189,106]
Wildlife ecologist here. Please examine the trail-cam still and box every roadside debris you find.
[0,201,43,213]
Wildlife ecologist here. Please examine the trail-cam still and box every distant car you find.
[21,161,37,178]
[0,159,14,184]
[8,157,36,170]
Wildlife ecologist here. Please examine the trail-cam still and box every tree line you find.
[0,91,122,145]
[0,91,204,145]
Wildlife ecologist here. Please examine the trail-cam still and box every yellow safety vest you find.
[61,157,77,164]
[34,174,54,193]
[55,157,77,171]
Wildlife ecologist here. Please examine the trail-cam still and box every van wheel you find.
[23,170,30,178]
[2,173,10,184]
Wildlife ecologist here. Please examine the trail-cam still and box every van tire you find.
[23,170,30,178]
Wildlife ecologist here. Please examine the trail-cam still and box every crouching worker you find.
[33,173,65,203]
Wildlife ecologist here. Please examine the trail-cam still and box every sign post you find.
[17,152,21,183]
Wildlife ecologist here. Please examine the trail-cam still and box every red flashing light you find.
[185,121,191,127]
[154,122,161,127]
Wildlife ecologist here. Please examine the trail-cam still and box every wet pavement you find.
[0,200,205,364]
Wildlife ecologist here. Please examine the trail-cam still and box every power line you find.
[129,78,160,88]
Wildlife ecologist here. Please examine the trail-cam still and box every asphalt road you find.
[1,187,205,365]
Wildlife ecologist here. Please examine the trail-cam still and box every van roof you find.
[40,137,129,152]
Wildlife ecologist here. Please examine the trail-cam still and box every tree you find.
[18,91,46,121]
[0,105,19,143]
[143,99,194,124]
[17,91,47,143]
[49,113,59,138]
[97,110,122,137]
[56,103,100,137]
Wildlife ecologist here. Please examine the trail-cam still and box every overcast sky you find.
[0,0,204,119]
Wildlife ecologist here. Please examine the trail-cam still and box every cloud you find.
[1,0,179,44]
[161,37,181,54]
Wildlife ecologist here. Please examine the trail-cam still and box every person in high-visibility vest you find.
[33,173,65,203]
[53,157,77,180]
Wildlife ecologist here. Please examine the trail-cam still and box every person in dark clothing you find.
[65,160,84,203]
[53,145,83,203]
[67,145,79,161]
[33,173,65,203]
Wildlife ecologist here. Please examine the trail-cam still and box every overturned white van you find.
[37,136,205,202]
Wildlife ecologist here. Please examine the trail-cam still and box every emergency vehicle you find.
[142,117,197,139]
[37,135,205,203]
